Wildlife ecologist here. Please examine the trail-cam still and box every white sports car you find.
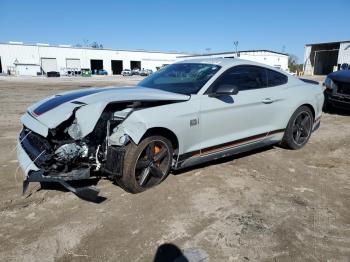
[17,58,324,200]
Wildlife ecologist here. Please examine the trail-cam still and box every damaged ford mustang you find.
[17,58,324,200]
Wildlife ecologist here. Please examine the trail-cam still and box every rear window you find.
[267,69,288,87]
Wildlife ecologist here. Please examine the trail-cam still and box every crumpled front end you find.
[16,126,101,200]
[16,88,188,200]
[17,108,128,200]
[16,134,41,177]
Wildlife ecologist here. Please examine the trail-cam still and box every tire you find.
[280,106,314,150]
[116,136,173,193]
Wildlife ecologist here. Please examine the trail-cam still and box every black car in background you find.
[324,66,350,110]
[46,71,60,77]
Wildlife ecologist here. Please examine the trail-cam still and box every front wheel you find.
[116,136,173,193]
[280,106,314,150]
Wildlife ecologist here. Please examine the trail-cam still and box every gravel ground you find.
[0,75,349,262]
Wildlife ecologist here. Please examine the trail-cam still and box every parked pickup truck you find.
[324,65,350,110]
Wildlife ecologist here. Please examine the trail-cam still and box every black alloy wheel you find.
[292,111,312,146]
[281,106,314,150]
[134,140,171,188]
[116,136,173,193]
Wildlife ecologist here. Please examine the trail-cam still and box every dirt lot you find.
[0,75,349,262]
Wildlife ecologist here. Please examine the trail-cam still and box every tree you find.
[75,40,103,49]
[288,54,303,73]
[288,54,298,66]
[90,41,103,49]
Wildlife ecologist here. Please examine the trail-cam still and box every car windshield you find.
[138,63,221,95]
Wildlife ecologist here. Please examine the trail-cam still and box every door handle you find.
[262,98,273,104]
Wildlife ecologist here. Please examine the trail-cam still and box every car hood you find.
[23,86,189,137]
[328,70,350,84]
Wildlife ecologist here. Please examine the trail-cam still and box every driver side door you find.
[199,65,280,153]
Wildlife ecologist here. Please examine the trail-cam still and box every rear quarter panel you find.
[280,78,324,128]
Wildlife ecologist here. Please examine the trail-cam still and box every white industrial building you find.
[0,42,290,76]
[0,42,187,76]
[179,50,289,71]
[304,40,350,75]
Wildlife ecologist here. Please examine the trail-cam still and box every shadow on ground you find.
[153,243,188,262]
[323,107,350,117]
[39,178,107,203]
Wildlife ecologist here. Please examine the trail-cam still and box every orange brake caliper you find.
[154,145,161,166]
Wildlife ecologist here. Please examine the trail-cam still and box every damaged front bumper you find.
[16,132,100,201]
[16,136,41,178]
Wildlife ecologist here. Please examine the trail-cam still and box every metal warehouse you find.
[303,40,350,75]
[0,42,291,76]
[0,42,187,76]
[179,50,289,71]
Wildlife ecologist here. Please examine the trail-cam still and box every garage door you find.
[41,58,57,73]
[16,65,41,76]
[66,58,81,69]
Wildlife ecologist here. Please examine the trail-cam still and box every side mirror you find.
[210,84,239,97]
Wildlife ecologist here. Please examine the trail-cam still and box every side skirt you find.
[174,129,285,170]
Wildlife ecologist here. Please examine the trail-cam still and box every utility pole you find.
[233,41,239,57]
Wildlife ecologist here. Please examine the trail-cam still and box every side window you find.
[267,69,288,87]
[212,66,267,92]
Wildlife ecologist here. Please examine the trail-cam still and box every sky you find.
[0,0,349,62]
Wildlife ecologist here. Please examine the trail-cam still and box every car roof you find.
[176,57,285,72]
[176,57,304,89]
[176,57,236,66]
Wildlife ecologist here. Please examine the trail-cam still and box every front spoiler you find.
[17,140,100,201]
[24,169,100,201]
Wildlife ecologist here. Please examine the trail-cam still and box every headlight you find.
[324,77,337,90]
[119,134,129,145]
[68,119,82,140]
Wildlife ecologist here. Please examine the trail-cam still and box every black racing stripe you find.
[268,128,286,135]
[201,132,268,155]
[178,129,285,162]
[177,150,200,162]
[201,128,285,155]
[33,89,105,115]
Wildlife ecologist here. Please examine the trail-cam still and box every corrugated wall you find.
[0,43,184,74]
[338,42,350,65]
[303,46,313,75]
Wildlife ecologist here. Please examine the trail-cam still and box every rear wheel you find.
[116,136,173,193]
[281,106,314,150]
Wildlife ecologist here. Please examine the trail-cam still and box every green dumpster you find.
[81,68,92,77]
